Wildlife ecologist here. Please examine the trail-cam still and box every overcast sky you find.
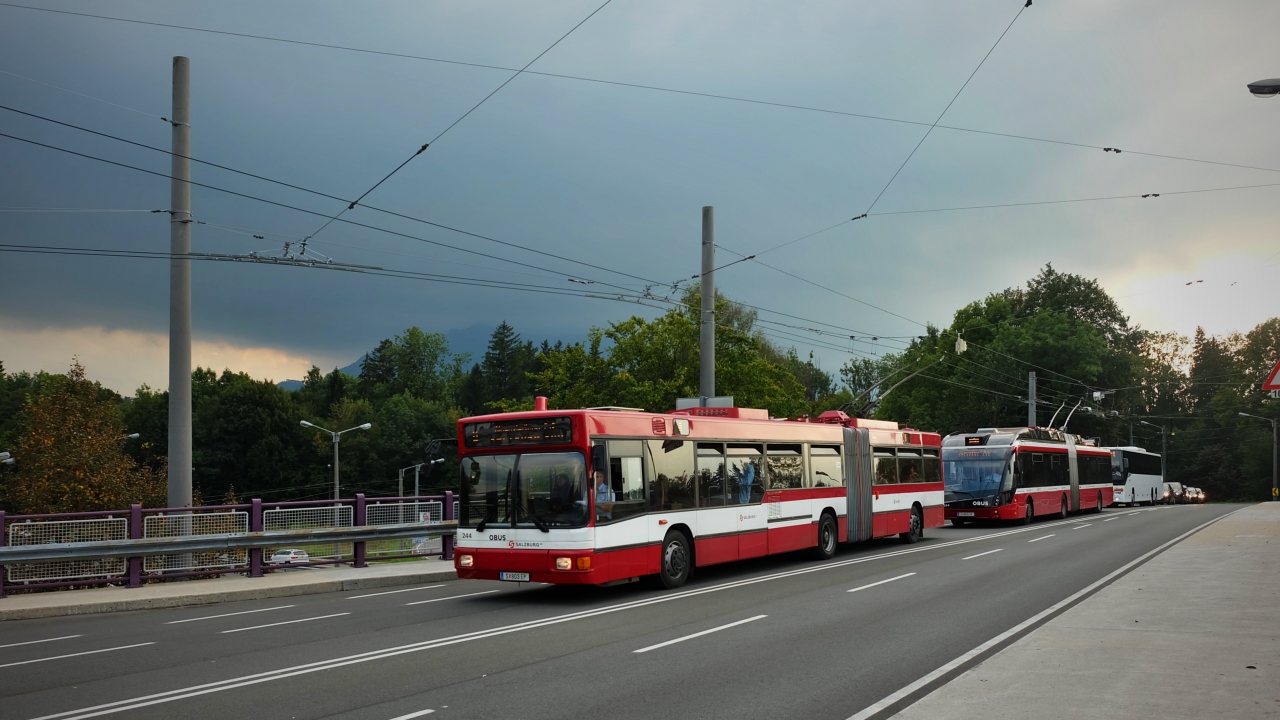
[2,0,1278,393]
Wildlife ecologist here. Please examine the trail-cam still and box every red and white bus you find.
[942,427,1113,525]
[453,402,944,588]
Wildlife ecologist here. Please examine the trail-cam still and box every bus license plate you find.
[957,512,975,517]
[500,572,530,582]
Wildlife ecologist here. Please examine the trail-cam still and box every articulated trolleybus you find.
[943,426,1114,525]
[454,402,943,589]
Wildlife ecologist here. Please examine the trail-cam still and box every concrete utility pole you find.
[699,206,715,401]
[168,56,193,509]
[1027,372,1036,427]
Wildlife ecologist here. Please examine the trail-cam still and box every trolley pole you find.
[1027,372,1036,427]
[168,56,193,509]
[699,206,715,401]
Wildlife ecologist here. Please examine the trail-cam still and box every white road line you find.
[405,590,499,606]
[25,514,1101,720]
[166,606,296,624]
[633,615,767,654]
[220,613,350,634]
[1074,524,1092,530]
[347,585,444,599]
[1027,535,1055,543]
[388,710,434,719]
[847,573,916,593]
[962,549,1002,560]
[0,643,154,669]
[0,635,81,649]
[1103,518,1117,522]
[844,508,1243,720]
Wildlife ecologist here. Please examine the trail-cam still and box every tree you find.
[481,321,538,409]
[3,360,166,513]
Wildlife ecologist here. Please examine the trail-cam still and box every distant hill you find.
[277,357,364,392]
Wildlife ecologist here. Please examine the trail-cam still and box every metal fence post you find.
[128,504,143,588]
[0,510,7,598]
[442,490,455,561]
[353,494,367,568]
[249,498,263,578]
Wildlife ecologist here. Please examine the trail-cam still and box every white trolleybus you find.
[1108,446,1165,506]
[453,402,943,589]
[942,426,1114,525]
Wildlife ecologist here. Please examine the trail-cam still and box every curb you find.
[0,567,459,621]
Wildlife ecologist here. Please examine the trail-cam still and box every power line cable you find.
[0,67,164,121]
[0,103,669,287]
[8,3,1274,181]
[305,0,615,242]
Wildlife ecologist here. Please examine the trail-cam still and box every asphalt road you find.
[0,503,1241,720]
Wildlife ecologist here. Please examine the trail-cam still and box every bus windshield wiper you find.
[516,497,550,533]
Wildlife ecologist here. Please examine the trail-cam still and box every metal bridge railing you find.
[0,491,456,597]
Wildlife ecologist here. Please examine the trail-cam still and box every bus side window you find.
[602,440,646,523]
[873,448,898,485]
[766,444,804,489]
[697,443,726,507]
[897,448,923,484]
[648,439,695,511]
[809,445,843,487]
[726,444,764,505]
[923,448,941,483]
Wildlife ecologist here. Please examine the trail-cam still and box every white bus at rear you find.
[1109,446,1164,506]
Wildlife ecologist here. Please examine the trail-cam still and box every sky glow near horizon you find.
[1,0,1277,393]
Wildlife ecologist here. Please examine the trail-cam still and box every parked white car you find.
[270,549,309,564]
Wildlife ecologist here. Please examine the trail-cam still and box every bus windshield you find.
[943,447,1011,501]
[459,451,588,528]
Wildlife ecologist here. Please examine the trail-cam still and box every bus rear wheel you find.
[1022,499,1033,525]
[659,531,691,589]
[1058,495,1069,519]
[899,507,923,544]
[1093,491,1104,513]
[813,513,837,560]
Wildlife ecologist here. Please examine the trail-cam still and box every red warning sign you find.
[1264,361,1280,391]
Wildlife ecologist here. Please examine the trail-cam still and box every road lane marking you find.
[388,710,434,719]
[26,514,1104,720]
[633,615,766,654]
[0,643,154,669]
[220,613,350,634]
[405,590,499,606]
[847,573,916,593]
[844,507,1244,720]
[0,635,81,649]
[1104,518,1117,522]
[166,606,296,624]
[348,585,444,599]
[1027,535,1055,543]
[1074,524,1092,530]
[962,549,1002,560]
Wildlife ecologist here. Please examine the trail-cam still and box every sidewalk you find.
[892,503,1279,719]
[0,558,458,621]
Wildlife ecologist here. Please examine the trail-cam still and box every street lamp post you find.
[300,421,372,500]
[1239,412,1278,501]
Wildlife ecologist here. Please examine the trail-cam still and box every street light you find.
[1247,78,1280,98]
[300,421,372,500]
[1239,412,1278,501]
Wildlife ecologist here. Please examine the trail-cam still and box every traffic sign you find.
[1265,361,1280,392]
[1273,487,1278,498]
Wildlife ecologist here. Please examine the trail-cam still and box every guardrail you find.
[0,492,456,597]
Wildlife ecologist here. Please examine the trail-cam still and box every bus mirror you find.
[591,444,607,475]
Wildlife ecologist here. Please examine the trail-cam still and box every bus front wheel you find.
[659,531,691,589]
[1023,499,1033,525]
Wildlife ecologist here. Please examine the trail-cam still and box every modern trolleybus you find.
[1108,446,1165,506]
[453,402,943,589]
[942,426,1114,525]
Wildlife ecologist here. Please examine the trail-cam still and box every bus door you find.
[1066,436,1080,512]
[844,428,874,542]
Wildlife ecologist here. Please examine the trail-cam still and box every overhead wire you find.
[0,66,165,122]
[6,3,1275,179]
[303,0,616,243]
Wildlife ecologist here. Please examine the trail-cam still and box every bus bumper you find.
[945,504,1022,521]
[454,547,603,585]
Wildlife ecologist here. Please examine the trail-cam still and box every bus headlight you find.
[555,557,572,570]
[458,554,474,567]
